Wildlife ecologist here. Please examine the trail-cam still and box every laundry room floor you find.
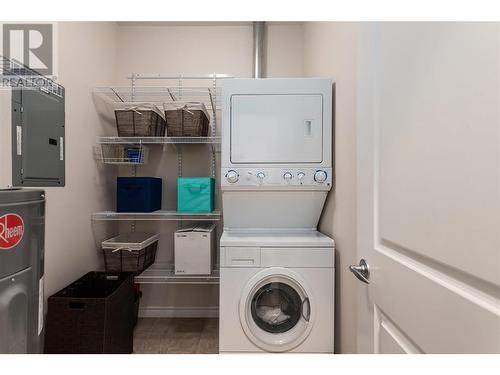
[133,318,219,354]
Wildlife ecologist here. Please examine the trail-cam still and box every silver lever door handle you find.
[349,259,370,284]
[301,297,310,322]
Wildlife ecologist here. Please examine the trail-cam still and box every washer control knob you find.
[283,172,293,181]
[256,172,265,180]
[226,170,239,183]
[297,172,306,181]
[314,170,327,183]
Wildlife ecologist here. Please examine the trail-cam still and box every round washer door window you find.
[240,268,315,352]
[251,282,302,334]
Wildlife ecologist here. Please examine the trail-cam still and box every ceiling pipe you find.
[252,21,267,78]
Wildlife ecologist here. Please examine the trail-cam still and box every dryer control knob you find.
[256,172,265,180]
[226,170,239,183]
[297,172,306,181]
[283,172,293,181]
[314,170,327,183]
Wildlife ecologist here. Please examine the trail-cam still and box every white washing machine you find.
[219,231,335,353]
[220,78,335,353]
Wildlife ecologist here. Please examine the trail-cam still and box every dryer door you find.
[230,94,323,164]
[239,267,315,352]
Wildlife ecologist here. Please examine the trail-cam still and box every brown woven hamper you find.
[164,102,210,137]
[101,232,159,274]
[115,106,166,137]
[44,272,135,354]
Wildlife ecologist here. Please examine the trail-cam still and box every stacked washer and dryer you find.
[219,79,335,353]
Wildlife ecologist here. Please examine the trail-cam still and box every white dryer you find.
[219,231,335,353]
[221,78,334,231]
[219,78,335,353]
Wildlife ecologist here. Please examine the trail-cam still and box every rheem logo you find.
[0,213,24,250]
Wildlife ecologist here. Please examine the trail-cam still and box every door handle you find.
[301,297,310,322]
[349,259,370,284]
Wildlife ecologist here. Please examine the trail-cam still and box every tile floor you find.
[133,318,219,354]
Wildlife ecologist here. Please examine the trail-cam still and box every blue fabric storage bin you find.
[177,177,215,213]
[117,177,162,212]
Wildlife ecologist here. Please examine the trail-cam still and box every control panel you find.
[221,168,333,188]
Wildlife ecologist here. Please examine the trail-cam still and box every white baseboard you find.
[139,306,219,318]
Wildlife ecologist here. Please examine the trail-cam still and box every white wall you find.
[0,22,119,298]
[43,22,118,297]
[114,22,304,83]
[112,22,305,317]
[303,22,359,354]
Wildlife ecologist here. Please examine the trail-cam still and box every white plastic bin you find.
[174,223,216,275]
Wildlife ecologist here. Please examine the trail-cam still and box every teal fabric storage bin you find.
[177,177,215,213]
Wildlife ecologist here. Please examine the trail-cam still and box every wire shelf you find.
[94,73,232,114]
[96,136,221,145]
[135,263,220,285]
[94,86,222,110]
[127,73,233,80]
[92,210,222,221]
[0,56,64,98]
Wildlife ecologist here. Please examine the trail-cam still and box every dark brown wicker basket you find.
[132,290,142,327]
[44,272,135,354]
[102,241,158,274]
[164,106,209,137]
[115,109,166,137]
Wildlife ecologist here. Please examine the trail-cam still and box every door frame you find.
[355,23,378,353]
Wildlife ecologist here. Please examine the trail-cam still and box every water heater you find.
[0,188,45,353]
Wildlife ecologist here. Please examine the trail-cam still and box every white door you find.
[354,23,500,353]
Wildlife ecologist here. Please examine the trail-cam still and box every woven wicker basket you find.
[164,102,210,137]
[101,233,159,274]
[102,242,157,273]
[44,272,134,354]
[115,107,166,137]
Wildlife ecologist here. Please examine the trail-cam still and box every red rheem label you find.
[0,213,24,250]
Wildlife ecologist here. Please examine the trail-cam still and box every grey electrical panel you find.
[11,86,65,187]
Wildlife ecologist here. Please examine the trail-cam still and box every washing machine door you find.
[239,267,315,352]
